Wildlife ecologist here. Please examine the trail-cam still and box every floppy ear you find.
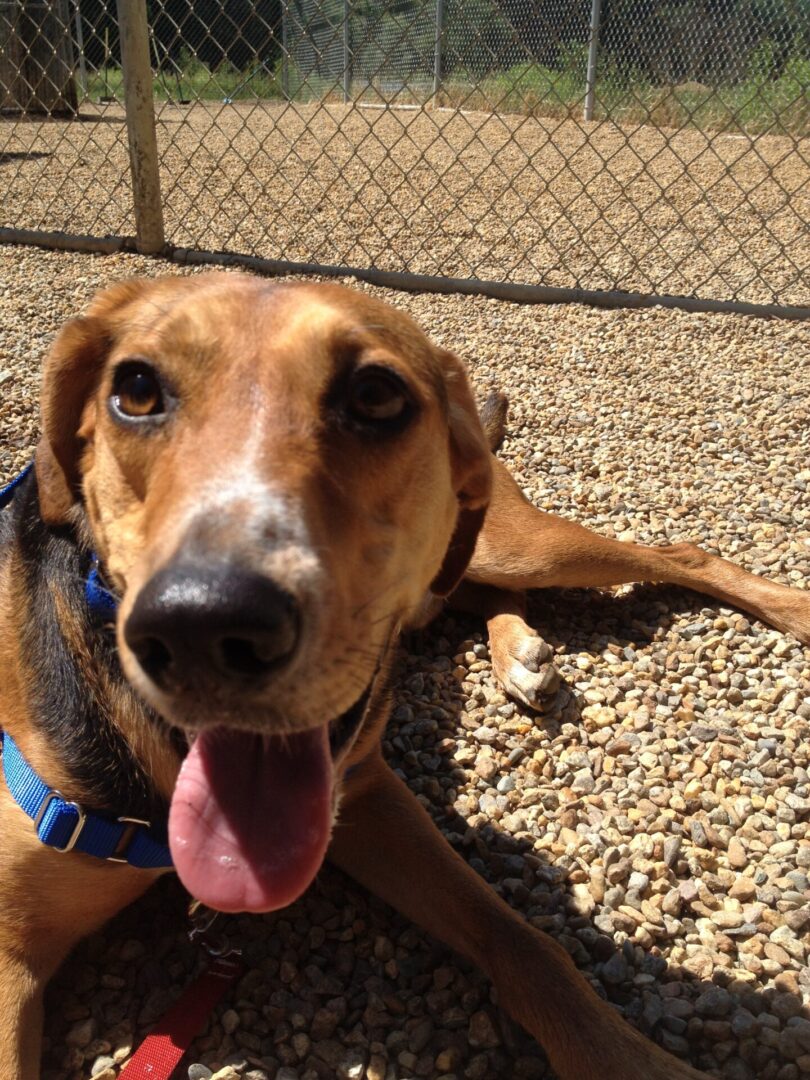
[35,315,111,524]
[429,350,493,597]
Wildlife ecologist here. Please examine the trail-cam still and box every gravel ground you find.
[2,101,808,306]
[0,247,808,1080]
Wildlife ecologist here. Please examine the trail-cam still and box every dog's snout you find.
[124,564,300,691]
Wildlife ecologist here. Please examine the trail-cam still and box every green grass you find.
[442,54,810,136]
[88,57,287,104]
[85,52,809,136]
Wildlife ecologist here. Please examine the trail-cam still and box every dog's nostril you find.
[219,635,292,677]
[132,636,173,682]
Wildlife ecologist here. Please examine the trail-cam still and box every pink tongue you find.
[168,726,333,912]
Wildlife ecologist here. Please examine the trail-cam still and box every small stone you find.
[475,757,499,782]
[727,837,748,869]
[338,1049,367,1078]
[367,1055,387,1080]
[663,835,681,868]
[764,941,793,966]
[678,879,699,904]
[468,1010,500,1048]
[435,1046,463,1071]
[690,820,708,847]
[770,925,806,961]
[730,1010,759,1038]
[627,871,649,892]
[221,1009,240,1035]
[66,1018,96,1048]
[729,877,757,902]
[713,910,744,929]
[571,769,595,794]
[601,953,628,985]
[582,706,617,729]
[695,988,732,1018]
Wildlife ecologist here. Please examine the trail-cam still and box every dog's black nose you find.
[124,564,300,691]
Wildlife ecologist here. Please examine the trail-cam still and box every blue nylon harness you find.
[0,465,173,870]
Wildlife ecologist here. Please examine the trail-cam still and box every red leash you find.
[119,908,246,1080]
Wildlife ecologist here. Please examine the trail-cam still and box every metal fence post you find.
[433,0,444,105]
[281,0,290,100]
[343,0,351,103]
[73,0,87,100]
[117,0,165,254]
[583,0,602,122]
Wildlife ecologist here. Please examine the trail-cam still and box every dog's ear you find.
[35,277,188,524]
[430,349,492,597]
[35,315,111,524]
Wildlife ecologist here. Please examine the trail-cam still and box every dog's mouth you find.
[168,680,374,913]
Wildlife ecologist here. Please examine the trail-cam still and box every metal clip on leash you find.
[188,898,243,962]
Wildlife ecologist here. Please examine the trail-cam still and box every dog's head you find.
[36,272,491,911]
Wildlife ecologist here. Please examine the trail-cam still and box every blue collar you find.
[1,731,172,867]
[1,465,172,870]
[0,462,33,508]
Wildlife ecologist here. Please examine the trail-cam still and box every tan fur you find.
[2,272,807,1079]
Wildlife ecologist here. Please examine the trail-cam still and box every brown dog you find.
[0,273,807,1079]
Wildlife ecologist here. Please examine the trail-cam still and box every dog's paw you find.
[491,629,560,712]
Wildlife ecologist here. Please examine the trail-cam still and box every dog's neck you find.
[5,471,175,821]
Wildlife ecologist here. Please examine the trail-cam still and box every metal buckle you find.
[107,816,151,864]
[34,791,87,853]
[188,899,241,959]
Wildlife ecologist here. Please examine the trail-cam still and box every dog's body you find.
[0,274,807,1079]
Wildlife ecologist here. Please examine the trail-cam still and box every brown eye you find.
[347,366,411,426]
[111,362,165,419]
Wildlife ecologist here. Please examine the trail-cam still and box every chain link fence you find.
[0,0,808,315]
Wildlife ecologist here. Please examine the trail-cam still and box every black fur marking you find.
[10,471,170,824]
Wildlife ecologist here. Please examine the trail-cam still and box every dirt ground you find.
[1,100,808,307]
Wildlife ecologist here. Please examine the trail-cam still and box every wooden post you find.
[117,0,165,254]
[0,0,78,115]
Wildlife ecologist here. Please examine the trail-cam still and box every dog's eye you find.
[111,362,165,419]
[347,366,411,426]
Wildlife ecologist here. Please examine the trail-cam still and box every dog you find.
[1,273,807,1080]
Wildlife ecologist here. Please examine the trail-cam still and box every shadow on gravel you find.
[42,592,808,1080]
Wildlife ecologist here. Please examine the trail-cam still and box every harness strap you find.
[0,732,173,869]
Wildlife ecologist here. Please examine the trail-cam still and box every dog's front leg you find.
[331,754,708,1080]
[0,944,53,1079]
[0,789,159,1079]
